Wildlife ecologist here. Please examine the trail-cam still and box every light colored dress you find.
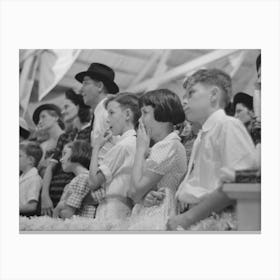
[126,132,187,230]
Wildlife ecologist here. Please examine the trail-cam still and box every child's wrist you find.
[92,143,101,150]
[137,147,147,155]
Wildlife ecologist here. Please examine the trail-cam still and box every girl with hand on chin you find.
[127,89,187,230]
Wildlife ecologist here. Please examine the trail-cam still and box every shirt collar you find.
[202,109,226,132]
[94,97,107,114]
[161,131,181,142]
[119,129,136,141]
[20,167,38,181]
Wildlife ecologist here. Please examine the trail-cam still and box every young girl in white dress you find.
[127,89,187,230]
[88,93,141,229]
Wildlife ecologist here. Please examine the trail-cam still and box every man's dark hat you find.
[233,92,253,111]
[75,63,119,94]
[32,103,62,125]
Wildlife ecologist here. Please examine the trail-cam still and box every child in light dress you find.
[127,89,187,230]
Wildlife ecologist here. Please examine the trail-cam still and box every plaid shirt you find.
[91,187,106,204]
[61,173,96,218]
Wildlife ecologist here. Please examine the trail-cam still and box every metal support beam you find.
[129,51,163,87]
[229,50,247,77]
[146,50,172,91]
[128,49,240,92]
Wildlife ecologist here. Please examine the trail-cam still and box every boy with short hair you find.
[166,68,257,230]
[19,141,43,215]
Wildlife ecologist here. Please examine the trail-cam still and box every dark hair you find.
[233,92,253,111]
[65,89,85,107]
[65,88,91,124]
[183,68,232,108]
[140,89,185,125]
[105,92,141,128]
[20,127,30,140]
[77,106,92,124]
[20,141,43,168]
[256,54,261,72]
[66,140,92,169]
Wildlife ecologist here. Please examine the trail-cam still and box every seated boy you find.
[144,69,257,230]
[19,141,43,216]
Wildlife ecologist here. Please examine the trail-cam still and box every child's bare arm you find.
[89,130,108,190]
[41,161,57,216]
[59,205,76,219]
[168,190,234,230]
[20,201,38,214]
[52,200,65,218]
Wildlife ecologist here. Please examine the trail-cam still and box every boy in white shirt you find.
[19,141,43,215]
[89,93,141,225]
[165,69,257,229]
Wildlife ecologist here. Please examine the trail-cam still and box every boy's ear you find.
[210,86,221,105]
[125,108,132,121]
[27,155,35,167]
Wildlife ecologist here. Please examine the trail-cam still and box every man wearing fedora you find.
[75,63,119,205]
[75,63,119,151]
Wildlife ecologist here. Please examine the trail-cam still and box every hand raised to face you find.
[91,128,113,149]
[136,119,151,154]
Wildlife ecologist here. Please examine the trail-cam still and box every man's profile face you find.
[81,76,100,107]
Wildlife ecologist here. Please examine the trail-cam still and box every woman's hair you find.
[46,110,65,130]
[77,106,92,124]
[65,140,92,169]
[105,93,141,128]
[20,141,43,168]
[65,88,91,124]
[183,68,232,108]
[140,89,185,125]
[65,89,84,106]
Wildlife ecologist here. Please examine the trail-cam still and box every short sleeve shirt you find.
[19,167,42,208]
[176,109,257,204]
[146,132,188,191]
[62,172,96,218]
[99,129,137,196]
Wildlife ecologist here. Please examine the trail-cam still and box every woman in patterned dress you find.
[127,89,187,230]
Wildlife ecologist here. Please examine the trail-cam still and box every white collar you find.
[94,97,107,114]
[20,167,38,181]
[202,109,226,132]
[119,129,136,141]
[159,131,181,142]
